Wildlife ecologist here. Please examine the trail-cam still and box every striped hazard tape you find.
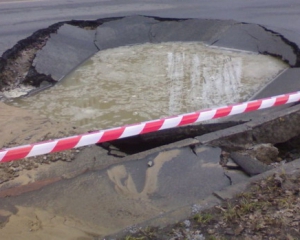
[1,91,300,163]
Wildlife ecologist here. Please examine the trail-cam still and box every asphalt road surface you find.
[1,0,300,56]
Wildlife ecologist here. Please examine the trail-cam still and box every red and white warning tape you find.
[1,91,300,163]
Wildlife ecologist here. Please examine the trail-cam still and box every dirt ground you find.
[0,206,100,240]
[0,101,82,184]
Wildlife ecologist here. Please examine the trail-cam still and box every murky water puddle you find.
[9,42,287,130]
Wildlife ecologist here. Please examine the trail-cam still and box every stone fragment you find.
[230,152,272,176]
[246,143,279,165]
[147,160,153,167]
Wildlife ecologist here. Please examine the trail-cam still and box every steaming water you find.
[10,42,287,130]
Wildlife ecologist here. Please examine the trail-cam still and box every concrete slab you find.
[33,24,98,81]
[230,152,272,176]
[95,16,159,50]
[150,19,234,44]
[213,23,297,66]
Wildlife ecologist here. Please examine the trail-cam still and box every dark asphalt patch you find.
[95,16,159,50]
[228,68,300,121]
[33,24,98,81]
[212,23,298,66]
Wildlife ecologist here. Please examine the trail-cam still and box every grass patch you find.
[193,213,213,224]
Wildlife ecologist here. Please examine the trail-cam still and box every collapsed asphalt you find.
[1,16,299,88]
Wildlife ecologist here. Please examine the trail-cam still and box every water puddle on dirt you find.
[9,42,287,130]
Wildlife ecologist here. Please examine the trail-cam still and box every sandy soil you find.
[0,101,81,183]
[0,206,99,240]
[0,102,75,147]
[0,102,99,239]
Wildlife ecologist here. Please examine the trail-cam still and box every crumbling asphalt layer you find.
[0,17,122,91]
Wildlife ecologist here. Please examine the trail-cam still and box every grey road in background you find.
[0,0,300,55]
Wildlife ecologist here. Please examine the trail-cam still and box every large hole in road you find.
[1,16,300,240]
[7,42,287,130]
[1,16,300,155]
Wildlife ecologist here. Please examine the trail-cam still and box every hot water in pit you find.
[8,42,288,131]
